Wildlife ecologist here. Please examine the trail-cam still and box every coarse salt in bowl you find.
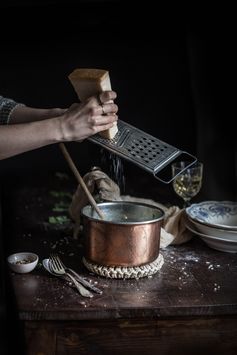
[7,252,39,274]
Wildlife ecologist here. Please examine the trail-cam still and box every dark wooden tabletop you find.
[2,174,237,322]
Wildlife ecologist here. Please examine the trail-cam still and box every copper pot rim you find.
[81,201,165,225]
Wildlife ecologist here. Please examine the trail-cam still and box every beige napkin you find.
[69,168,192,245]
[69,167,121,222]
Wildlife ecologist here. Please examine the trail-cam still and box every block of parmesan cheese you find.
[68,68,118,139]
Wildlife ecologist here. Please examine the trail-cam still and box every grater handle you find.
[153,152,197,184]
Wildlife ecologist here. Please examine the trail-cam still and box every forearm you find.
[0,91,118,160]
[9,105,65,124]
[0,118,62,160]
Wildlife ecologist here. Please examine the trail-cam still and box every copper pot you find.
[81,201,165,267]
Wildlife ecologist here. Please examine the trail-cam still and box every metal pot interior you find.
[81,201,164,225]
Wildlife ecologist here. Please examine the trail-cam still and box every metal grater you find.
[88,119,197,184]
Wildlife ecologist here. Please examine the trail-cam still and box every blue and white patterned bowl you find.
[186,201,237,231]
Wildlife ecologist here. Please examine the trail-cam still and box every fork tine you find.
[48,259,57,274]
[52,253,65,270]
[50,253,58,262]
[54,258,61,270]
[55,255,65,267]
[49,254,64,273]
[54,255,64,269]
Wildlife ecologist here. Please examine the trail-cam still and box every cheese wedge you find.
[68,68,118,139]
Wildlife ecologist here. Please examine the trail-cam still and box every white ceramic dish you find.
[185,220,237,253]
[188,217,237,241]
[186,201,237,230]
[7,252,39,273]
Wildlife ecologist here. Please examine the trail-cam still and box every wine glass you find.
[171,161,203,208]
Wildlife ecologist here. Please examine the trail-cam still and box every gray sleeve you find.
[0,96,24,125]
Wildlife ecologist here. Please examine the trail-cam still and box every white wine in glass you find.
[172,161,203,207]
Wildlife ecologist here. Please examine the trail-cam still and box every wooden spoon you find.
[59,143,104,219]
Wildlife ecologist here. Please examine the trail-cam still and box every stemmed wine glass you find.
[171,161,203,208]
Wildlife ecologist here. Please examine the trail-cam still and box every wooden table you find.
[2,176,237,355]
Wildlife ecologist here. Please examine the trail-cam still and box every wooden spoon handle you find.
[59,143,104,219]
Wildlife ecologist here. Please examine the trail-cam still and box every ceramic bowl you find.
[187,217,237,241]
[185,219,237,253]
[186,201,237,230]
[7,252,39,273]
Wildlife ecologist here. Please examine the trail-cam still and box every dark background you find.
[0,2,236,353]
[0,1,194,192]
[0,0,236,200]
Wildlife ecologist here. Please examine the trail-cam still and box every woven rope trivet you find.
[82,253,164,279]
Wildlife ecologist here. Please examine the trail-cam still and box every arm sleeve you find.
[0,96,25,125]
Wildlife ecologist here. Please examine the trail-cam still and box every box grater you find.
[88,119,197,184]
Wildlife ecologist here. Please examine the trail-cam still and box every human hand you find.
[58,91,118,142]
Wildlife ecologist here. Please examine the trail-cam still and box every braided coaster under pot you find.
[82,254,164,279]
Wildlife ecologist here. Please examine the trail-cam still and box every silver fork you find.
[53,254,102,294]
[49,254,93,298]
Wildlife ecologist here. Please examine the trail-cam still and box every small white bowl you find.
[7,252,39,274]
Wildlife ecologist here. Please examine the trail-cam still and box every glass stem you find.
[183,200,191,208]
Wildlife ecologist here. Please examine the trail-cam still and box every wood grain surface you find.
[2,175,237,354]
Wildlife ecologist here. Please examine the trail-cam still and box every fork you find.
[52,253,102,294]
[49,254,93,298]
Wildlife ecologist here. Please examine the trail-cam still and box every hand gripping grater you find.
[88,119,197,184]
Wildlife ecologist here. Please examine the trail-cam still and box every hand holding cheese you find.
[59,91,118,142]
[68,68,118,139]
[0,70,118,160]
